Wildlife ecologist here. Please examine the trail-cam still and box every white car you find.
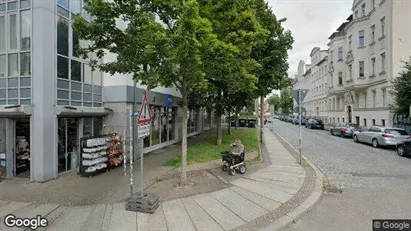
[353,126,410,148]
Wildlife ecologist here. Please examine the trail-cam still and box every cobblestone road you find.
[270,120,411,189]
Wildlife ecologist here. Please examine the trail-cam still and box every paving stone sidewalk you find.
[0,130,308,231]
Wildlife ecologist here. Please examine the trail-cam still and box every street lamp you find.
[278,17,287,23]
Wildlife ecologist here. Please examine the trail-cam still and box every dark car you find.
[396,139,411,157]
[330,123,364,138]
[305,118,324,129]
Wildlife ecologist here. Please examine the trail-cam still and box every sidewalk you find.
[0,129,321,231]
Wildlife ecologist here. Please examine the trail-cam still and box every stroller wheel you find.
[239,165,247,174]
[229,169,236,176]
[222,165,228,171]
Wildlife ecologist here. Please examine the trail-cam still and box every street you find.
[270,120,411,231]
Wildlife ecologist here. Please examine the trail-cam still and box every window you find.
[57,0,69,9]
[371,57,376,75]
[0,55,5,77]
[83,63,92,84]
[349,64,353,79]
[348,35,352,50]
[57,56,69,79]
[380,17,385,37]
[8,54,18,77]
[363,119,367,127]
[338,47,343,61]
[359,30,365,47]
[372,90,376,107]
[338,72,343,85]
[57,17,69,56]
[0,16,5,51]
[92,68,102,86]
[371,25,375,42]
[380,52,386,72]
[20,52,31,76]
[359,61,365,77]
[20,0,30,9]
[381,119,385,126]
[20,10,31,51]
[72,26,80,57]
[361,3,366,17]
[372,119,376,125]
[9,14,17,50]
[70,0,81,13]
[382,88,386,106]
[71,60,81,81]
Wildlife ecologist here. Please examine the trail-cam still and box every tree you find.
[250,0,294,141]
[280,87,293,114]
[198,0,267,145]
[73,0,222,185]
[390,60,411,115]
[267,94,281,112]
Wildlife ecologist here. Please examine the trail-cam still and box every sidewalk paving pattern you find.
[0,131,308,231]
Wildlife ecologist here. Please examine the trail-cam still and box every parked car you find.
[353,126,410,148]
[396,139,411,156]
[330,123,364,138]
[292,116,306,125]
[305,118,324,129]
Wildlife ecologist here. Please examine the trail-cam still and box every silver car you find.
[353,126,410,148]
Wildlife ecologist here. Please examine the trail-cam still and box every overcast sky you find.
[266,0,353,96]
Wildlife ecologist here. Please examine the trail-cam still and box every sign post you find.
[293,89,308,165]
[126,90,160,214]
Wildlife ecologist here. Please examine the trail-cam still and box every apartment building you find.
[327,0,411,127]
[0,0,215,182]
[293,48,329,122]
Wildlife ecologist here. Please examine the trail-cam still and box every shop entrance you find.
[14,119,30,178]
[58,118,79,173]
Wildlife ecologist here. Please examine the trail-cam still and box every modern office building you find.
[0,0,215,182]
[327,0,411,126]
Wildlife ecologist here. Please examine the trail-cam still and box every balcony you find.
[328,84,345,95]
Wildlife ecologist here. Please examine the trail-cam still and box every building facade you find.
[294,0,411,127]
[0,0,216,182]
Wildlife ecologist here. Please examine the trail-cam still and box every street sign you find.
[137,91,152,139]
[165,94,172,108]
[293,89,309,104]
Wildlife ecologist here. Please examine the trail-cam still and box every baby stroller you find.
[221,151,247,176]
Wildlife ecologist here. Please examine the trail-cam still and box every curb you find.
[262,128,325,231]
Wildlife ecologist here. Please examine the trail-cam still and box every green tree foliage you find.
[73,0,222,184]
[390,61,411,115]
[267,94,281,111]
[280,87,293,115]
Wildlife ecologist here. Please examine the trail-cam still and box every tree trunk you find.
[228,110,232,135]
[260,95,264,143]
[216,114,222,145]
[180,91,188,185]
[235,111,238,130]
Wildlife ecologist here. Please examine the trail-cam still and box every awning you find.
[0,105,33,116]
[55,106,110,117]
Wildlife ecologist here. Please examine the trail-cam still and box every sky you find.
[266,0,353,97]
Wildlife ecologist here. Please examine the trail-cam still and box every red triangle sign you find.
[137,91,152,125]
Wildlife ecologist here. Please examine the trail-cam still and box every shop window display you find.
[15,119,30,177]
[58,118,78,173]
[168,107,176,141]
[151,106,160,146]
[161,107,168,143]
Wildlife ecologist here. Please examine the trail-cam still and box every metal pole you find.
[140,136,144,196]
[298,89,302,165]
[129,112,133,197]
[65,119,68,172]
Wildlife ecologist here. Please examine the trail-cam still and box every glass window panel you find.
[93,85,102,94]
[57,17,69,56]
[9,14,17,50]
[57,79,69,89]
[151,107,160,146]
[57,0,69,9]
[8,99,18,105]
[71,60,81,81]
[83,117,92,137]
[92,102,101,107]
[83,63,92,84]
[8,54,18,77]
[20,52,30,76]
[93,117,102,136]
[71,101,82,106]
[83,84,92,92]
[20,0,30,9]
[7,1,17,11]
[71,91,81,100]
[57,89,69,99]
[20,77,30,87]
[20,99,30,105]
[72,26,80,57]
[20,88,30,98]
[0,4,5,13]
[0,16,5,51]
[8,89,18,98]
[0,55,5,77]
[71,81,81,91]
[57,55,69,79]
[57,6,69,18]
[8,77,18,87]
[0,89,5,98]
[0,78,5,88]
[92,68,102,85]
[83,102,92,107]
[57,100,69,105]
[70,0,81,13]
[93,94,101,102]
[83,93,91,101]
[20,11,31,50]
[0,100,5,105]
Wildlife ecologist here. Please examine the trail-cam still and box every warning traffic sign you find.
[137,91,152,125]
